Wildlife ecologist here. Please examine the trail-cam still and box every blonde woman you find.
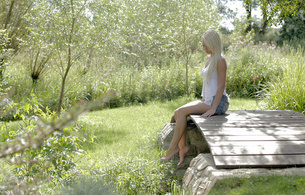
[161,29,229,166]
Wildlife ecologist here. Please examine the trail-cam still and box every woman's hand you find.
[202,108,216,117]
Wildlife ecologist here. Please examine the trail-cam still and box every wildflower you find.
[253,77,259,82]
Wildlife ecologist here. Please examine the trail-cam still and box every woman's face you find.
[202,42,212,54]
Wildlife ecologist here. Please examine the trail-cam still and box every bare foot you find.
[161,147,179,161]
[177,146,190,166]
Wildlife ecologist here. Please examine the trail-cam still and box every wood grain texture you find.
[190,110,305,168]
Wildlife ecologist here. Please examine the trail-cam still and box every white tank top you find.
[201,66,228,106]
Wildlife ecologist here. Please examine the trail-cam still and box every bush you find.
[99,153,180,195]
[0,93,89,193]
[54,175,118,195]
[225,42,283,98]
[264,47,305,113]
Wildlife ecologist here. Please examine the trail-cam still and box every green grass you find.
[55,97,268,194]
[72,96,196,194]
[4,96,305,194]
[73,96,305,194]
[209,175,305,195]
[78,96,193,156]
[78,96,261,160]
[227,98,261,110]
[264,48,305,114]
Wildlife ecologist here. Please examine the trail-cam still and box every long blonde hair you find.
[202,29,222,82]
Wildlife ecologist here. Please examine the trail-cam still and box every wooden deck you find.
[189,110,305,168]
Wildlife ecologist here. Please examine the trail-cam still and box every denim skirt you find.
[211,95,229,115]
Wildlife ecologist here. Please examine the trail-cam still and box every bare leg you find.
[161,100,211,163]
[177,130,189,166]
[161,111,187,161]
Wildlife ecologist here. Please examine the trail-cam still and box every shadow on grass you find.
[56,175,119,195]
[79,123,128,151]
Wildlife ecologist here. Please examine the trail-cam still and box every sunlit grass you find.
[78,97,260,158]
[75,96,195,194]
[4,96,304,194]
[228,98,261,110]
[210,175,305,195]
[70,96,265,194]
[78,96,194,157]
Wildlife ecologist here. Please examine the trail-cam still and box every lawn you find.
[78,97,259,162]
[44,96,305,194]
[57,97,266,194]
[5,96,305,194]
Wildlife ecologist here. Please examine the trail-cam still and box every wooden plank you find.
[226,110,304,117]
[196,120,305,124]
[189,115,305,128]
[205,135,305,142]
[199,123,305,128]
[214,154,305,168]
[190,110,304,121]
[192,115,305,121]
[210,145,305,156]
[207,140,305,147]
[188,126,305,132]
[190,113,305,124]
[191,118,305,124]
[202,128,305,136]
[189,110,305,168]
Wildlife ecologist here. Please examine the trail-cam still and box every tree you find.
[117,0,219,94]
[0,0,34,79]
[242,0,260,33]
[214,0,237,31]
[54,0,96,115]
[27,0,96,115]
[259,0,304,23]
[280,10,305,42]
[256,0,305,38]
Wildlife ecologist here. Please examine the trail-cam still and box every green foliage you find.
[225,42,283,98]
[264,47,305,113]
[106,59,203,107]
[258,0,305,25]
[55,175,118,195]
[0,92,91,193]
[99,154,179,195]
[280,10,305,46]
[13,125,84,182]
[74,97,195,194]
[210,175,305,195]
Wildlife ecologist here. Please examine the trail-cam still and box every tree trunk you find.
[183,0,189,96]
[57,0,75,116]
[4,0,15,29]
[245,0,252,33]
[259,8,269,35]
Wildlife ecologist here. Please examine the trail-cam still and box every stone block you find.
[188,128,206,144]
[183,167,194,187]
[158,123,175,150]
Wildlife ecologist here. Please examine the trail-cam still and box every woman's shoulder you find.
[218,56,227,68]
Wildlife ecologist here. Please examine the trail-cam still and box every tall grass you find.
[264,47,305,113]
[5,55,204,111]
[225,42,283,98]
[3,42,305,115]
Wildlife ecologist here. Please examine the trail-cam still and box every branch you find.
[4,0,15,30]
[0,100,89,158]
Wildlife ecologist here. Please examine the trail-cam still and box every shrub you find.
[0,93,89,193]
[225,42,283,98]
[264,47,305,113]
[53,175,118,195]
[99,153,180,195]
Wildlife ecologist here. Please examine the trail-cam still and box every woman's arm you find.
[202,57,227,117]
